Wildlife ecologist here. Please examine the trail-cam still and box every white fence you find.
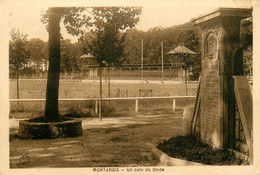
[10,96,196,113]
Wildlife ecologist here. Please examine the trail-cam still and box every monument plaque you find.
[201,59,221,146]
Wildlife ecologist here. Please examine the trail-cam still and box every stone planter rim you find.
[19,117,82,125]
[152,147,205,166]
[18,117,83,139]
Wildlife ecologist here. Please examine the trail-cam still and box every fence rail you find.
[9,96,195,102]
[10,96,196,113]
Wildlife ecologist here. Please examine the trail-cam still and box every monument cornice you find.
[191,7,252,26]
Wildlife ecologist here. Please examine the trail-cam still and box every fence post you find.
[135,99,139,112]
[95,100,98,114]
[173,99,176,112]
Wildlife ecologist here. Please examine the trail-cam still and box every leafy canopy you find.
[88,7,142,66]
[9,29,30,71]
[41,7,142,66]
[41,7,92,38]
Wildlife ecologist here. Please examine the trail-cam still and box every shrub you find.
[156,135,248,165]
[64,107,97,118]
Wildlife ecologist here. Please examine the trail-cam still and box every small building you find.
[78,54,99,77]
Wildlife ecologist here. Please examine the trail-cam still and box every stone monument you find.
[191,7,252,150]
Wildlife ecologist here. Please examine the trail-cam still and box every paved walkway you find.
[10,110,183,168]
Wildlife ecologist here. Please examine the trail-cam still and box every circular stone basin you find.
[18,118,82,139]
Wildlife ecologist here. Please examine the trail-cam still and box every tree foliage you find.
[241,17,253,76]
[82,7,142,67]
[60,39,81,74]
[9,29,30,75]
[26,38,48,72]
[16,18,202,79]
[123,29,144,64]
[41,7,202,79]
[240,17,252,49]
[41,7,92,38]
[41,7,142,68]
[243,45,252,76]
[123,22,201,80]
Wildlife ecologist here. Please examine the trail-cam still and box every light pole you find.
[141,39,143,89]
[99,60,108,121]
[161,42,164,83]
[99,62,102,121]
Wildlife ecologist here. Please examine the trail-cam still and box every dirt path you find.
[10,110,183,168]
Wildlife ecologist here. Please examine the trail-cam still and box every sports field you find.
[9,79,198,113]
[9,79,198,99]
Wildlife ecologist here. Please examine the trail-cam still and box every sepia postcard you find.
[1,0,260,175]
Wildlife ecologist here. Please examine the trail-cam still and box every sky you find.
[7,0,252,43]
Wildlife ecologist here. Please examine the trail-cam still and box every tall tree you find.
[9,29,30,98]
[42,7,141,121]
[42,7,92,121]
[87,7,142,105]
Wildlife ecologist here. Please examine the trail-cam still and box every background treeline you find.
[9,18,252,80]
[122,22,201,80]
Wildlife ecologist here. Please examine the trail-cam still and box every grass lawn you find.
[10,109,183,168]
[9,79,195,167]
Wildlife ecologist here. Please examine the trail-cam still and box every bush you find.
[63,104,116,118]
[157,135,248,165]
[64,107,97,118]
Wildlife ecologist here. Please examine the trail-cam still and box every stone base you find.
[182,106,194,136]
[18,118,82,139]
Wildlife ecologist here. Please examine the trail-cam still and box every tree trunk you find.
[44,8,61,121]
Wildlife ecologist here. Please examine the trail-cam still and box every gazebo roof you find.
[79,53,95,59]
[167,45,196,55]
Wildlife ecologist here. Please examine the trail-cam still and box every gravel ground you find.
[9,109,183,168]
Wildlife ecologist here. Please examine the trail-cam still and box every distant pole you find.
[99,64,102,121]
[161,42,164,82]
[93,69,94,82]
[183,54,188,97]
[108,65,111,108]
[16,70,19,107]
[185,69,188,96]
[108,66,110,98]
[141,39,144,89]
[16,71,19,99]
